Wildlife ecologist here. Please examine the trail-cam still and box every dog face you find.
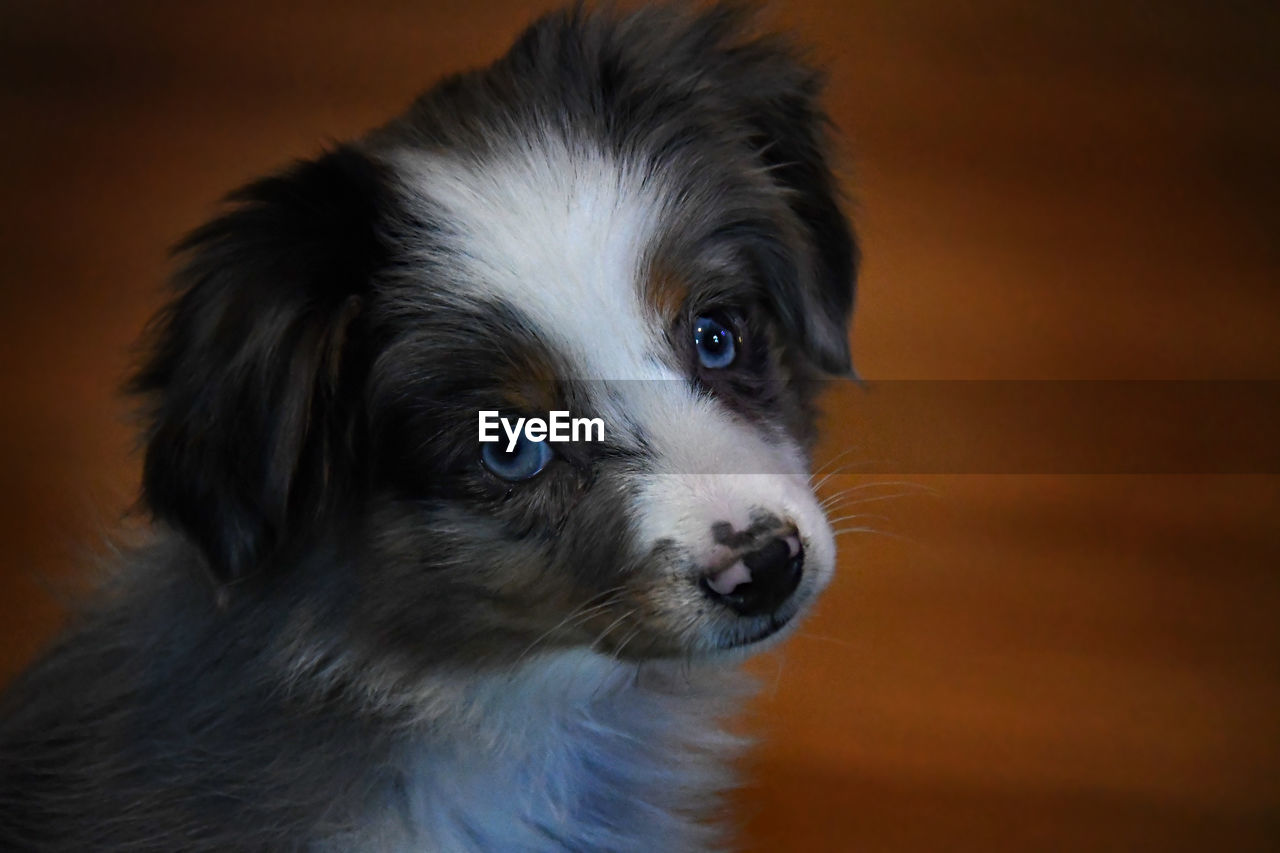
[133,6,856,677]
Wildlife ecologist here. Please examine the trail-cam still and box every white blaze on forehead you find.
[393,139,674,385]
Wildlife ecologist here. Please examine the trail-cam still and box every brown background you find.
[1,1,1278,849]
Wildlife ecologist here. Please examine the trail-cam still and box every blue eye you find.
[693,315,737,369]
[481,433,552,481]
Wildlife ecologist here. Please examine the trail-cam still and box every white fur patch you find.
[394,137,675,384]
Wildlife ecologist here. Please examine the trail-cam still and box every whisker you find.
[589,608,637,656]
[823,494,921,513]
[832,526,916,544]
[824,512,891,527]
[809,447,862,481]
[818,479,937,501]
[514,587,627,664]
[856,490,926,502]
[609,624,644,663]
[820,486,936,514]
[797,631,859,650]
[821,478,937,492]
[810,460,901,492]
[769,647,788,696]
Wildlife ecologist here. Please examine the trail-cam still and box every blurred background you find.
[1,0,1277,849]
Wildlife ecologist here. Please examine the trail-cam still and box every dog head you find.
[133,4,857,675]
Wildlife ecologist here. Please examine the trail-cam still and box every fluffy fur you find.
[0,4,857,850]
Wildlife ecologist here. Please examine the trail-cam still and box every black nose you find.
[702,536,804,617]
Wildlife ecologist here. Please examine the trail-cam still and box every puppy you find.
[0,3,857,850]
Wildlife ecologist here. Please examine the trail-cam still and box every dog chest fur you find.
[323,652,745,851]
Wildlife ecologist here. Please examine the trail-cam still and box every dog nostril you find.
[701,535,804,617]
[741,538,789,573]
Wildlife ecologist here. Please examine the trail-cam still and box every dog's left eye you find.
[481,434,552,481]
[693,315,737,369]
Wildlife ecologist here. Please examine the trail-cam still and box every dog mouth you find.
[713,610,798,651]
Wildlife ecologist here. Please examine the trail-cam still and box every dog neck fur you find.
[320,650,748,852]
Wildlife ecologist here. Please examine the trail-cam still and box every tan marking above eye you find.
[499,354,560,414]
[642,261,690,322]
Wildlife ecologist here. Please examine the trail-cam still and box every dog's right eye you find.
[481,434,552,481]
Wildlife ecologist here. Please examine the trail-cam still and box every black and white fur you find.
[0,4,857,850]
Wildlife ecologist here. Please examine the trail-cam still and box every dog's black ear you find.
[749,77,858,376]
[131,147,391,583]
[712,11,859,375]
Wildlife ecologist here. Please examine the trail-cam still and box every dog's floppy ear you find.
[714,12,859,375]
[132,147,391,583]
[749,78,858,376]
